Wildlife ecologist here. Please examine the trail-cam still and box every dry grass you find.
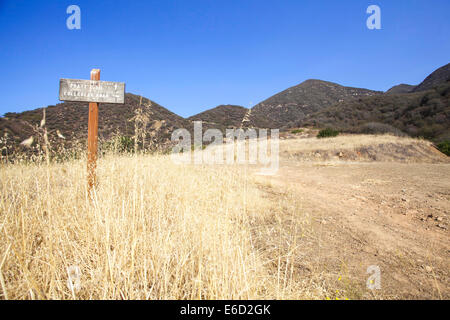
[280,134,447,163]
[0,153,324,300]
[281,134,433,153]
[3,133,435,300]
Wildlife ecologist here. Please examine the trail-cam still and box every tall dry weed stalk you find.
[130,96,152,153]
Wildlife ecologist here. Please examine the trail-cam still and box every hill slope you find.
[248,79,382,128]
[413,63,450,92]
[0,93,191,152]
[385,84,416,94]
[188,105,248,130]
[300,81,450,142]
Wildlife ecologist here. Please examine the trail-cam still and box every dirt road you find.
[255,160,450,299]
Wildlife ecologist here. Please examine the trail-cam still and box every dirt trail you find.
[255,160,450,299]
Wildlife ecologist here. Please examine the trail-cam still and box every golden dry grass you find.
[280,134,447,163]
[0,153,323,300]
[281,134,434,153]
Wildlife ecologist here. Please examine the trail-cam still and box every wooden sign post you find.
[87,69,100,190]
[59,69,125,192]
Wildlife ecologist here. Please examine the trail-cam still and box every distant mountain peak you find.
[385,84,416,94]
[301,79,332,84]
[188,105,248,129]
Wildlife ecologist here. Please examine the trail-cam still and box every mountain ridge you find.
[300,80,450,142]
[188,104,248,129]
[0,93,192,153]
[1,63,449,155]
[247,79,382,129]
[385,84,416,94]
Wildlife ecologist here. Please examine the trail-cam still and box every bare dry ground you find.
[252,133,450,299]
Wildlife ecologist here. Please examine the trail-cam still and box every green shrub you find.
[437,141,450,156]
[103,135,134,153]
[317,128,339,139]
[120,136,134,152]
[291,129,303,134]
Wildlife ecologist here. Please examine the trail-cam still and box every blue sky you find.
[0,0,449,117]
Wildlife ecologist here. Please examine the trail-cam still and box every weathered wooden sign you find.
[59,70,125,192]
[59,78,125,104]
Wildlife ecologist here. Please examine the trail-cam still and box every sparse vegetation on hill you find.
[413,63,450,92]
[385,84,416,94]
[188,105,248,131]
[301,81,450,143]
[248,79,382,129]
[348,122,407,137]
[0,93,192,160]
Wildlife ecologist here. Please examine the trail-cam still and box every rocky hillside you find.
[248,79,382,129]
[0,93,192,153]
[298,63,450,143]
[413,63,450,92]
[300,80,450,142]
[188,105,248,131]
